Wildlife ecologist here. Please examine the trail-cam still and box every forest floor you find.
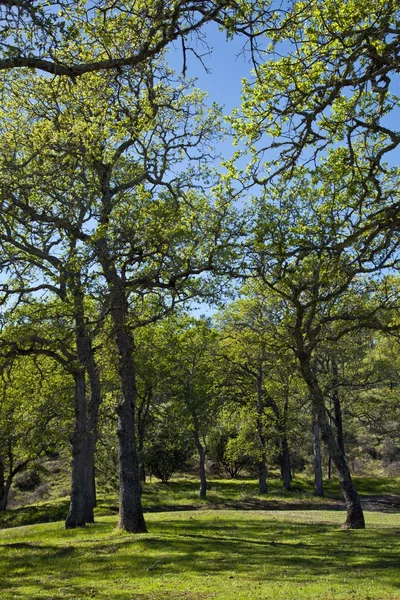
[0,475,399,599]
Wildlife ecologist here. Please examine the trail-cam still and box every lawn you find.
[0,476,399,599]
[1,510,400,599]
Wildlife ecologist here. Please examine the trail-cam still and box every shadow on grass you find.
[0,500,70,529]
[2,475,399,531]
[0,515,399,599]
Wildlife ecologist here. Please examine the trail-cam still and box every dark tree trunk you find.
[137,387,152,484]
[312,410,324,497]
[279,391,291,490]
[332,358,345,456]
[94,174,146,533]
[256,367,268,494]
[110,287,146,533]
[327,454,332,480]
[0,459,5,510]
[0,452,28,511]
[139,463,146,483]
[280,437,292,490]
[0,459,12,511]
[65,371,95,528]
[66,282,102,529]
[193,416,207,499]
[0,477,12,511]
[258,456,268,494]
[299,351,364,528]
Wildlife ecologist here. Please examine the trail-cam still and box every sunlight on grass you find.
[0,509,399,599]
[1,476,399,599]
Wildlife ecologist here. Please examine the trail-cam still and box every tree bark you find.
[65,371,95,528]
[137,386,152,484]
[331,358,345,456]
[299,351,364,528]
[93,170,145,533]
[258,456,268,494]
[256,367,268,494]
[280,436,292,490]
[279,391,291,490]
[65,283,102,529]
[0,452,28,511]
[193,415,207,499]
[0,458,13,511]
[109,285,147,533]
[312,410,324,497]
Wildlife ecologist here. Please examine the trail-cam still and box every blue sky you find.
[167,24,255,316]
[169,22,254,112]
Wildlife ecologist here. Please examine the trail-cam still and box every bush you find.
[208,427,253,479]
[144,421,193,483]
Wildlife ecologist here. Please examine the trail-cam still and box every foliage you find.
[207,424,254,478]
[144,406,194,483]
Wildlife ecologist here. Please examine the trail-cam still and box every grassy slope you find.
[0,477,399,600]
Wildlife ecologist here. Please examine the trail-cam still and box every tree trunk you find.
[258,455,268,494]
[65,371,95,528]
[137,387,152,484]
[94,178,146,533]
[66,282,102,529]
[280,391,291,490]
[111,292,146,533]
[280,436,292,490]
[0,459,12,511]
[312,411,324,497]
[256,367,268,494]
[0,452,28,511]
[332,358,345,456]
[299,351,364,528]
[193,417,207,499]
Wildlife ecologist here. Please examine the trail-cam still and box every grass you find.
[2,474,400,529]
[0,475,399,599]
[1,510,400,599]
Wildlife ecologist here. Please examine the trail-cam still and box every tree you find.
[245,163,400,528]
[0,298,102,527]
[216,289,304,492]
[0,62,241,531]
[0,1,267,77]
[234,0,400,186]
[144,403,193,484]
[0,353,71,510]
[158,316,221,498]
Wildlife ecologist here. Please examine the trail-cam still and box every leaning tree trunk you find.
[299,352,364,528]
[312,409,324,497]
[331,358,345,456]
[0,454,26,511]
[0,458,6,511]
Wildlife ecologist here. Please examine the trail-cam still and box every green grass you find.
[0,509,399,599]
[2,474,400,529]
[0,475,399,599]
